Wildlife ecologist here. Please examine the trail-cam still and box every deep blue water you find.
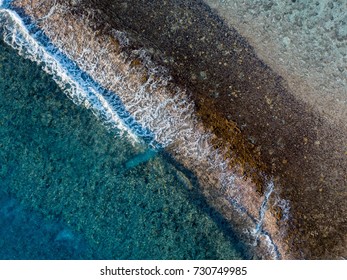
[0,38,247,259]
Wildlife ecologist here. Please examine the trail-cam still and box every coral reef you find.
[6,0,345,259]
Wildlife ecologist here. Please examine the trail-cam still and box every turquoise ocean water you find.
[0,38,247,259]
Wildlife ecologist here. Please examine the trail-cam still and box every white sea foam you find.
[0,7,140,143]
[247,181,282,259]
[0,2,290,259]
[273,194,291,223]
[254,181,274,235]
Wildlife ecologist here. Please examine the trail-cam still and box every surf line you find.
[1,0,286,259]
[0,4,158,149]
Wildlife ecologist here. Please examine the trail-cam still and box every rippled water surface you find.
[0,39,247,259]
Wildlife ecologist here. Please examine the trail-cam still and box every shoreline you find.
[4,0,283,259]
[5,0,346,259]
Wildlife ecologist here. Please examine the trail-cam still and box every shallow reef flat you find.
[206,0,347,127]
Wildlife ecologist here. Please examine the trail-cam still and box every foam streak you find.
[3,0,292,259]
[0,7,147,144]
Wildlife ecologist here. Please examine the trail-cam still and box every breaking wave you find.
[0,0,290,259]
[0,4,155,146]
